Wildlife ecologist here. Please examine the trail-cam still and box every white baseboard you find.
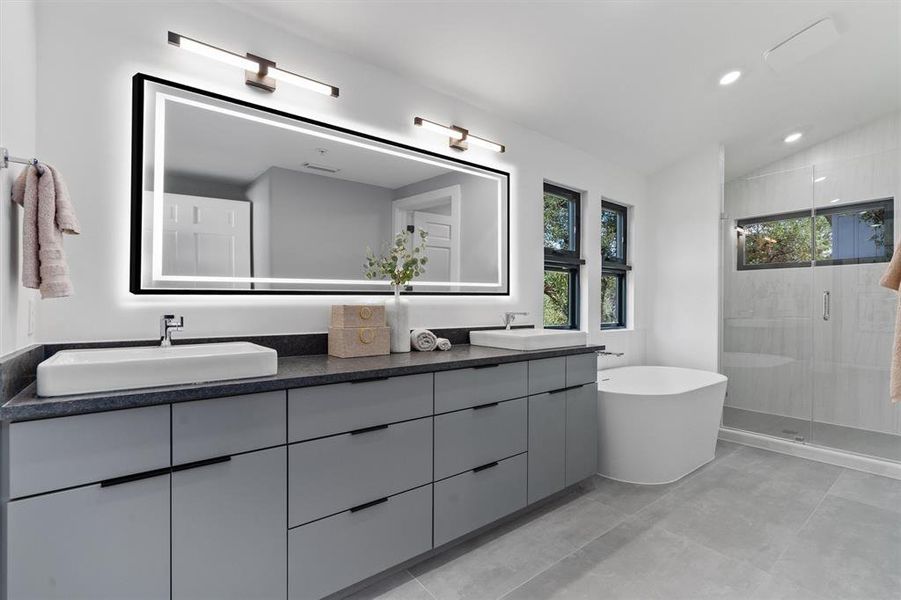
[719,427,901,481]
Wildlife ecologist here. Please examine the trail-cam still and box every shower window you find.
[736,198,893,270]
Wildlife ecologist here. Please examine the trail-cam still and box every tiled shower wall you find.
[723,112,901,436]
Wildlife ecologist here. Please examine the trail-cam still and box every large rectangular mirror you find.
[131,74,509,294]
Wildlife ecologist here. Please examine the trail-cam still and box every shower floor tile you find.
[723,405,901,462]
[348,442,901,600]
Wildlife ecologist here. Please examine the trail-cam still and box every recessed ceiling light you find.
[784,132,803,143]
[814,176,827,183]
[719,70,742,86]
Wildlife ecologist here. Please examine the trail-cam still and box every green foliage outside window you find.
[544,270,570,327]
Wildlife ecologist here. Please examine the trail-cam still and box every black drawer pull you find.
[351,376,389,384]
[472,364,500,370]
[549,387,568,395]
[100,467,170,488]
[473,461,499,473]
[172,455,231,473]
[550,385,584,395]
[350,423,390,435]
[472,402,499,411]
[350,497,388,513]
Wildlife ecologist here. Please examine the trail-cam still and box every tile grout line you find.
[407,569,439,600]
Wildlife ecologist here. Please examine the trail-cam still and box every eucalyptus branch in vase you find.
[363,229,429,297]
[363,228,429,353]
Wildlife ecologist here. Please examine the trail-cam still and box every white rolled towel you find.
[410,328,438,351]
[436,337,452,351]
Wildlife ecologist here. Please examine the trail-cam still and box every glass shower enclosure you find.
[721,131,900,463]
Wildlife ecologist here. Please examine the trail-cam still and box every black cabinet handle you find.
[350,424,389,435]
[350,497,388,513]
[100,467,170,488]
[549,387,568,395]
[473,461,499,473]
[473,364,500,370]
[549,385,583,395]
[351,376,389,384]
[172,455,231,473]
[472,402,499,411]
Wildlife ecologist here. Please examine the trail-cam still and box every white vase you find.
[385,288,411,353]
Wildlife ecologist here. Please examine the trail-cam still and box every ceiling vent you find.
[764,17,840,73]
[302,162,340,174]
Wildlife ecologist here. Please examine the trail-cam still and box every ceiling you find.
[225,0,899,179]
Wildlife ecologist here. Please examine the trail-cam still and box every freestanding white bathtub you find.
[597,366,728,485]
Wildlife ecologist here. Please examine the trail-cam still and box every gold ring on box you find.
[358,328,375,344]
[359,306,373,320]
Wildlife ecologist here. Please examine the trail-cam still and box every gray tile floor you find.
[348,442,901,600]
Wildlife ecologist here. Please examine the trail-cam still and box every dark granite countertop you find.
[1,344,601,422]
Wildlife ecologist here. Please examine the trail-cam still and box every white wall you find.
[645,145,723,371]
[19,1,648,345]
[0,0,39,355]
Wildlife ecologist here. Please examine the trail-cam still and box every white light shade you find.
[176,36,259,72]
[784,132,803,143]
[719,70,742,85]
[414,118,465,140]
[468,135,505,153]
[268,67,337,96]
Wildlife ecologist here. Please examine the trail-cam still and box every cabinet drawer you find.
[434,397,526,480]
[7,471,170,600]
[172,391,286,464]
[289,416,432,527]
[528,357,566,395]
[434,361,527,413]
[288,373,432,442]
[288,485,432,600]
[433,453,527,547]
[566,353,598,387]
[8,405,170,499]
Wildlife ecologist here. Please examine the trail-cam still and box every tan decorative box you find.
[330,304,386,329]
[328,326,390,358]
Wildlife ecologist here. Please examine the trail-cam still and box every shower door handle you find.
[822,291,831,321]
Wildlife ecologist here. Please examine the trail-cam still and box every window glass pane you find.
[544,190,574,252]
[544,270,571,327]
[741,215,813,266]
[601,207,624,261]
[815,203,893,263]
[601,273,622,327]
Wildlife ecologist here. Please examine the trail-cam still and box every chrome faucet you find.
[160,314,184,347]
[503,311,529,329]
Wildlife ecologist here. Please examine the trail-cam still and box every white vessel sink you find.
[37,342,278,397]
[470,328,588,351]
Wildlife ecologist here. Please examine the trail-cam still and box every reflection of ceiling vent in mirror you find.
[302,162,341,174]
[764,17,840,73]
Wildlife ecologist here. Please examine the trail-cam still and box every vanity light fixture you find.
[784,131,803,143]
[718,70,742,86]
[168,32,339,97]
[413,117,505,153]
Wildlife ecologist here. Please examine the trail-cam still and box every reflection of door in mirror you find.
[161,194,251,289]
[393,185,461,283]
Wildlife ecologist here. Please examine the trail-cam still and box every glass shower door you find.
[721,166,815,442]
[811,149,901,462]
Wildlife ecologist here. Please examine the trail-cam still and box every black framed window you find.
[736,198,894,270]
[544,183,582,329]
[602,200,629,329]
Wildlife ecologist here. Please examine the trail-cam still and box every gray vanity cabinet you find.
[527,390,567,503]
[565,383,600,486]
[6,472,170,600]
[172,446,287,600]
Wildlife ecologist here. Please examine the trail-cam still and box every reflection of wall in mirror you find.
[393,172,499,284]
